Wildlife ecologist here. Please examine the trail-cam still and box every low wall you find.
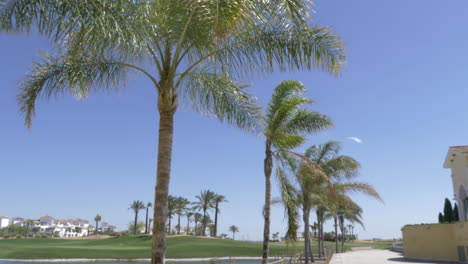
[402,222,468,262]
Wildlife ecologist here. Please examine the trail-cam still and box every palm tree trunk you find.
[334,216,338,253]
[145,207,149,234]
[151,104,176,264]
[186,217,190,235]
[316,212,321,259]
[303,206,312,264]
[95,221,98,235]
[177,214,181,234]
[194,220,198,236]
[214,203,219,237]
[134,211,138,235]
[202,209,207,236]
[262,141,273,264]
[340,216,344,252]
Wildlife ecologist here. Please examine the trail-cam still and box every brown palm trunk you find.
[214,203,219,237]
[151,105,176,264]
[202,209,207,236]
[334,216,338,253]
[186,217,190,235]
[262,141,273,264]
[134,211,138,235]
[145,207,149,234]
[340,216,344,252]
[177,214,181,234]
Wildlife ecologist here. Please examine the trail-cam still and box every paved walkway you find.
[329,249,455,264]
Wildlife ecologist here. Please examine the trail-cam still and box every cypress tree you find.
[443,198,454,223]
[438,212,444,223]
[454,203,459,221]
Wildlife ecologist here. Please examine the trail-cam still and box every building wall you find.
[448,154,467,220]
[402,222,468,262]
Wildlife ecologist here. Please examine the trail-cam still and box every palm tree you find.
[1,2,345,263]
[303,141,382,253]
[193,213,203,236]
[167,195,177,234]
[129,200,146,235]
[193,190,215,236]
[213,194,228,237]
[94,215,102,235]
[261,80,332,264]
[229,225,239,240]
[174,197,190,235]
[145,202,153,234]
[185,211,193,235]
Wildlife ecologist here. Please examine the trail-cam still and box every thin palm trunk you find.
[194,219,198,236]
[214,202,219,237]
[151,107,176,264]
[145,207,149,234]
[95,220,98,235]
[340,216,344,252]
[186,217,190,235]
[177,214,181,234]
[262,141,272,264]
[303,206,313,264]
[202,209,207,236]
[134,211,139,235]
[334,216,338,253]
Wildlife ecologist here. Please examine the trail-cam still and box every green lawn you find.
[0,236,391,259]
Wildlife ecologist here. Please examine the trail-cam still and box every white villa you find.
[0,215,114,237]
[444,145,468,220]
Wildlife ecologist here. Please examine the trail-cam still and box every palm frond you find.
[179,69,261,132]
[276,166,299,241]
[335,182,383,203]
[209,27,345,80]
[17,51,149,128]
[282,110,332,135]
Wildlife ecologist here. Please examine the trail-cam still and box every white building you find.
[0,216,9,229]
[443,145,468,220]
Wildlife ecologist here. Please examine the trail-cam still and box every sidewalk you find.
[329,249,454,264]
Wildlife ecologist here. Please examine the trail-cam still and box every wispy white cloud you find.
[347,137,363,143]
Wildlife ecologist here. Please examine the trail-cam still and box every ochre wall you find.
[402,222,468,262]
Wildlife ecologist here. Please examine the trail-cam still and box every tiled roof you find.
[39,216,55,220]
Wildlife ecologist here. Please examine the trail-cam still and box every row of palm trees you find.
[2,1,351,264]
[259,82,383,264]
[129,190,228,237]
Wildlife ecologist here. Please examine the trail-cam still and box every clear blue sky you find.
[1,0,467,240]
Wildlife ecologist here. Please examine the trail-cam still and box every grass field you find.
[0,236,392,259]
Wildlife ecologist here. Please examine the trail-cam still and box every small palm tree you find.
[145,202,153,234]
[229,225,239,240]
[213,194,228,237]
[261,80,332,264]
[94,215,102,235]
[174,197,190,235]
[193,190,216,236]
[193,213,203,236]
[167,195,177,234]
[129,200,146,235]
[185,211,194,235]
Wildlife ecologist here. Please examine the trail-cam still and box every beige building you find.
[443,145,468,221]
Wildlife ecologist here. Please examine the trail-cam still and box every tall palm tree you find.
[145,202,153,234]
[229,225,239,240]
[304,141,382,253]
[213,194,228,237]
[193,190,215,236]
[167,195,177,234]
[261,80,332,264]
[193,213,203,236]
[94,214,102,235]
[174,197,190,235]
[185,211,193,235]
[129,200,146,235]
[1,2,345,263]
